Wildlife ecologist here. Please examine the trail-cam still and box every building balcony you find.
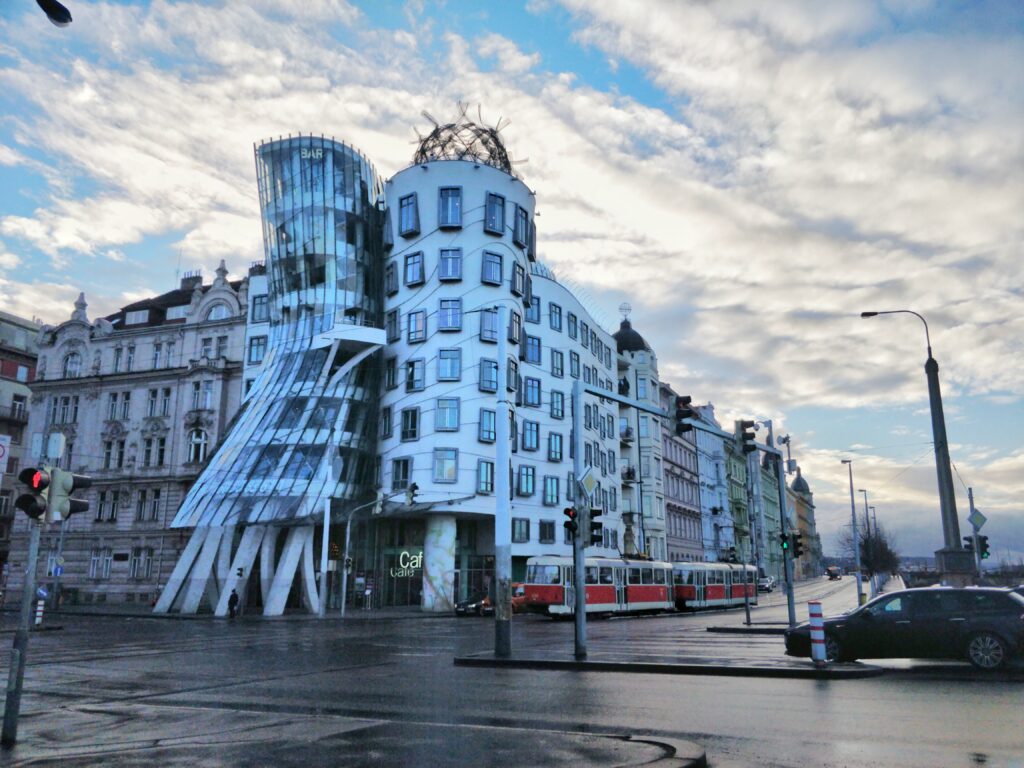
[0,404,29,424]
[619,426,634,443]
[621,466,637,485]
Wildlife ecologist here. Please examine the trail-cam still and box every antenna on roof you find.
[175,248,183,286]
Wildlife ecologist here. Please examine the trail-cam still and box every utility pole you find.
[764,420,796,629]
[842,460,865,606]
[494,305,512,658]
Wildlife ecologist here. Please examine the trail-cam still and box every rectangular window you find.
[381,406,392,439]
[513,205,529,247]
[399,193,420,236]
[507,359,518,392]
[126,345,135,371]
[523,335,542,365]
[125,309,148,325]
[568,313,578,339]
[550,390,564,419]
[479,359,498,392]
[113,347,123,373]
[567,472,575,502]
[135,489,149,521]
[200,337,213,358]
[216,336,227,358]
[147,389,158,417]
[548,432,563,461]
[435,398,460,431]
[407,309,426,342]
[482,251,503,285]
[404,252,424,286]
[525,296,540,324]
[581,322,589,349]
[252,294,269,322]
[478,409,496,442]
[152,343,162,369]
[385,310,399,342]
[248,336,268,365]
[512,263,526,296]
[517,465,535,496]
[549,303,562,331]
[384,261,398,295]
[107,392,118,420]
[477,460,495,494]
[524,377,541,407]
[201,381,213,409]
[551,349,563,378]
[543,476,559,506]
[391,458,412,490]
[433,448,458,483]
[480,308,498,342]
[539,520,555,544]
[385,357,397,389]
[406,359,425,392]
[439,248,462,281]
[523,420,539,451]
[570,351,580,378]
[400,409,419,441]
[437,348,461,381]
[438,187,462,229]
[120,391,131,420]
[484,193,505,235]
[512,517,530,543]
[438,298,462,331]
[161,388,171,416]
[508,311,522,343]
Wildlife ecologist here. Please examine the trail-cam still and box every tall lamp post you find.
[841,459,865,606]
[860,310,972,582]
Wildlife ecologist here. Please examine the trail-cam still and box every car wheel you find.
[967,632,1007,670]
[824,634,845,662]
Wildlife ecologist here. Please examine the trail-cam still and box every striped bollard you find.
[808,600,826,667]
[34,599,45,627]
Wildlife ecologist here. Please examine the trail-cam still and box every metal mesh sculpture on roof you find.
[413,104,515,175]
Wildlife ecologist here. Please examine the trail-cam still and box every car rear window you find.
[968,592,1021,614]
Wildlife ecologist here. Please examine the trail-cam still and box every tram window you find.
[641,568,654,584]
[600,567,613,584]
[566,567,573,584]
[585,566,598,584]
[527,564,560,584]
[629,567,641,584]
[653,569,665,584]
[673,570,683,585]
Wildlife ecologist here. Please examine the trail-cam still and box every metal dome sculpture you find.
[413,104,516,175]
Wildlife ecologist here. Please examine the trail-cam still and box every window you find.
[201,380,213,409]
[385,310,399,342]
[384,357,397,389]
[161,388,172,416]
[399,193,419,236]
[524,377,541,407]
[479,359,498,392]
[405,359,425,392]
[252,294,269,322]
[551,350,563,378]
[567,313,577,339]
[433,448,458,483]
[637,378,648,400]
[407,309,426,342]
[206,304,231,321]
[11,395,26,420]
[548,303,563,331]
[580,322,589,349]
[129,547,154,580]
[216,336,227,358]
[135,490,151,521]
[512,518,530,543]
[438,186,462,228]
[480,308,498,342]
[477,460,495,494]
[90,547,113,580]
[525,296,540,324]
[517,465,535,496]
[381,406,392,439]
[200,337,213,358]
[404,252,424,286]
[523,421,539,451]
[550,390,564,419]
[539,520,555,544]
[248,336,268,365]
[435,398,460,431]
[392,458,412,490]
[513,205,529,246]
[16,365,28,382]
[548,432,563,461]
[484,193,505,235]
[152,343,163,369]
[384,261,398,295]
[435,348,461,381]
[478,409,496,442]
[125,309,149,325]
[569,351,580,378]
[439,248,462,281]
[507,359,518,392]
[524,335,541,364]
[482,251,503,285]
[512,263,526,296]
[187,429,208,463]
[112,347,123,373]
[62,352,81,379]
[438,298,461,331]
[543,476,559,506]
[509,311,522,343]
[400,408,420,441]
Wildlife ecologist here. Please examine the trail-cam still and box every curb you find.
[705,626,788,635]
[627,735,707,768]
[453,653,885,679]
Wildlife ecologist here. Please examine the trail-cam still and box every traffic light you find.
[978,535,990,560]
[563,507,578,537]
[739,420,757,454]
[779,532,790,553]
[14,467,52,520]
[963,536,974,552]
[674,395,694,436]
[791,532,804,558]
[46,468,92,522]
[37,0,73,27]
[588,508,603,547]
[405,482,419,505]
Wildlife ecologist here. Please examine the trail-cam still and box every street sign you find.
[55,556,65,566]
[36,587,49,599]
[53,565,63,577]
[968,508,987,531]
[577,467,598,499]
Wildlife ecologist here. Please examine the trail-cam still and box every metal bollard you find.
[808,600,826,667]
[34,599,44,627]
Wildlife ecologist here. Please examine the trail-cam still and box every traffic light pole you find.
[494,305,513,658]
[2,520,41,748]
[764,421,797,629]
[571,380,587,660]
[968,487,981,579]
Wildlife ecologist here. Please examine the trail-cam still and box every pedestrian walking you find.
[228,589,239,619]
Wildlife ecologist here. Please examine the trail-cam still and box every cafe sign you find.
[390,549,423,578]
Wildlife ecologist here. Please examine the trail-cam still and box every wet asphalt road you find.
[1,578,1021,767]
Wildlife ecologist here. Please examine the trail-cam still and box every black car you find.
[784,587,1024,669]
[454,593,494,617]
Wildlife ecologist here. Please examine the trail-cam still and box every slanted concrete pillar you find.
[421,515,456,612]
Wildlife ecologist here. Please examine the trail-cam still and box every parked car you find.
[757,576,776,593]
[784,587,1024,669]
[454,593,493,617]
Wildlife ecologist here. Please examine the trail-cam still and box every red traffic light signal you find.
[563,507,578,535]
[15,467,52,520]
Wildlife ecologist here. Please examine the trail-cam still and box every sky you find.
[1,0,1022,562]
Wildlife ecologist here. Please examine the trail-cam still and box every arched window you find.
[187,429,209,463]
[62,352,82,379]
[205,304,231,321]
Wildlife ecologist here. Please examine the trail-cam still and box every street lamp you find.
[841,459,865,606]
[860,310,969,581]
[858,489,871,539]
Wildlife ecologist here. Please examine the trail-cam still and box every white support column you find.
[180,527,226,614]
[154,527,209,614]
[263,526,310,616]
[260,526,280,604]
[214,525,265,617]
[215,525,234,596]
[300,524,319,612]
[422,514,456,612]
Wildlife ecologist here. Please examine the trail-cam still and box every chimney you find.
[180,270,203,291]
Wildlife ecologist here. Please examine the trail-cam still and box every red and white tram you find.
[671,562,757,610]
[522,556,757,617]
[522,556,674,617]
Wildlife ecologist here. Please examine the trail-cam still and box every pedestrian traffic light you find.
[963,536,974,552]
[588,508,603,547]
[739,420,757,454]
[791,532,804,558]
[14,467,52,520]
[563,507,578,537]
[779,532,790,552]
[674,395,694,436]
[978,535,990,560]
[405,482,419,505]
[46,468,92,522]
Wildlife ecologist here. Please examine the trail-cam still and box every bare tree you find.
[835,522,901,575]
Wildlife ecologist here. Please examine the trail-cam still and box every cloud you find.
[477,33,541,74]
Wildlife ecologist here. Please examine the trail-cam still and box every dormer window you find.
[125,310,149,325]
[165,305,189,321]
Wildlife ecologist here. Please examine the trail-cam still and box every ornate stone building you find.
[788,467,823,578]
[659,382,702,562]
[5,264,248,605]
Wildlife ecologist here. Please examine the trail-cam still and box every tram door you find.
[614,567,626,612]
[695,570,705,606]
[564,565,575,611]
